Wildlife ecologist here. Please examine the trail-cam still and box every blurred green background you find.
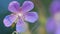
[0,0,52,34]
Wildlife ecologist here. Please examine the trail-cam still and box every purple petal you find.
[8,1,20,13]
[55,28,60,34]
[55,22,60,34]
[16,17,27,32]
[21,1,34,13]
[24,12,38,23]
[50,1,60,14]
[3,14,17,27]
[46,17,56,33]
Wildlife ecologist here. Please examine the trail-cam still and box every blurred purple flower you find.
[46,1,60,34]
[3,1,38,32]
[49,1,60,15]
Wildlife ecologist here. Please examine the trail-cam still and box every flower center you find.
[19,13,22,16]
[18,13,23,17]
[54,12,60,21]
[54,12,60,26]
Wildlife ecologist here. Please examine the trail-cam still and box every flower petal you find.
[16,17,27,32]
[24,12,38,23]
[50,1,60,14]
[22,1,34,13]
[46,17,56,33]
[55,22,60,34]
[8,1,20,13]
[55,28,60,34]
[3,14,17,27]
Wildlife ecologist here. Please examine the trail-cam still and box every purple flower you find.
[46,1,60,34]
[3,1,38,32]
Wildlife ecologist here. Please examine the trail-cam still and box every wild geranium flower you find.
[46,1,60,34]
[3,1,38,32]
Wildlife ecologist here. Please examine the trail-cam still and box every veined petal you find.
[24,12,38,23]
[3,14,17,27]
[8,1,20,13]
[22,1,34,13]
[46,17,56,33]
[16,17,27,32]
